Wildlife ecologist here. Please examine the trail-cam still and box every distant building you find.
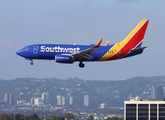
[151,85,164,99]
[9,94,14,105]
[57,95,62,106]
[31,97,35,105]
[124,96,165,120]
[84,95,89,106]
[34,98,42,106]
[4,94,9,103]
[100,103,106,109]
[42,92,49,104]
[4,94,14,105]
[69,96,73,105]
[62,96,65,106]
[17,100,26,106]
[34,98,39,106]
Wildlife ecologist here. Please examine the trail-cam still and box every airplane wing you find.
[63,37,103,60]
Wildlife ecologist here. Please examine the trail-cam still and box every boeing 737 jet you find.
[16,19,149,68]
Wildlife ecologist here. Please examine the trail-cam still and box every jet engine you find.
[55,55,74,63]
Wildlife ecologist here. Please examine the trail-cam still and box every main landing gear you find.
[79,62,85,68]
[30,60,34,65]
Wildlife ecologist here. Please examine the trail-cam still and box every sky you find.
[0,0,165,80]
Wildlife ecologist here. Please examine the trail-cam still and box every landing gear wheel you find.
[79,62,85,68]
[30,61,34,65]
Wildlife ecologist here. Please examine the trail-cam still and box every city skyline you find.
[3,93,91,107]
[1,76,165,119]
[1,76,165,107]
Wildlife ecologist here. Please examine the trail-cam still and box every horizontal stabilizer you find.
[131,46,147,52]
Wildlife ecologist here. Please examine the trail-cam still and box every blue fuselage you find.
[16,44,143,62]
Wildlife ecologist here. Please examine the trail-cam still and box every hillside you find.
[0,76,165,108]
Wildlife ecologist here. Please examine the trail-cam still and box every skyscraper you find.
[9,94,14,105]
[34,98,42,106]
[69,96,73,105]
[151,85,164,99]
[4,94,9,103]
[31,97,35,105]
[84,95,89,106]
[34,98,39,106]
[42,92,49,104]
[62,96,65,106]
[57,95,61,106]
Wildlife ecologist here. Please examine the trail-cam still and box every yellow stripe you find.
[99,19,147,61]
[99,43,121,61]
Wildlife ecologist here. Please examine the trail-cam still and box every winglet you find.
[105,40,110,46]
[94,37,103,48]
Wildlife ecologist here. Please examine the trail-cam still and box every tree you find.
[29,114,39,120]
[14,114,21,120]
[56,116,65,120]
[64,113,75,120]
[50,115,57,120]
[87,115,94,120]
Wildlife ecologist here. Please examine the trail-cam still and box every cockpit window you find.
[23,47,28,50]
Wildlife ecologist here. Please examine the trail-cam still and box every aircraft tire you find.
[30,61,34,65]
[79,62,85,68]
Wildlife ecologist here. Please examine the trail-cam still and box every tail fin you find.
[121,19,149,49]
[99,20,149,61]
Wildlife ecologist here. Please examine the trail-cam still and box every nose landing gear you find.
[79,62,85,68]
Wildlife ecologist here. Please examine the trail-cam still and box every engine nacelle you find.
[55,55,74,63]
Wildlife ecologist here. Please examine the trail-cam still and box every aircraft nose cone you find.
[16,50,22,56]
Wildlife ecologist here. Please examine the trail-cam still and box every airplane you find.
[16,19,149,68]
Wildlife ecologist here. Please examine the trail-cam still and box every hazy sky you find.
[0,0,165,80]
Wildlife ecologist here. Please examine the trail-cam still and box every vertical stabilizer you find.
[121,19,149,49]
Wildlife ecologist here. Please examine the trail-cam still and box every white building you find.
[69,96,73,105]
[57,95,62,106]
[84,95,89,106]
[31,97,35,105]
[17,100,26,106]
[62,96,65,106]
[100,103,106,109]
[124,96,165,120]
[42,92,49,104]
[34,98,42,106]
